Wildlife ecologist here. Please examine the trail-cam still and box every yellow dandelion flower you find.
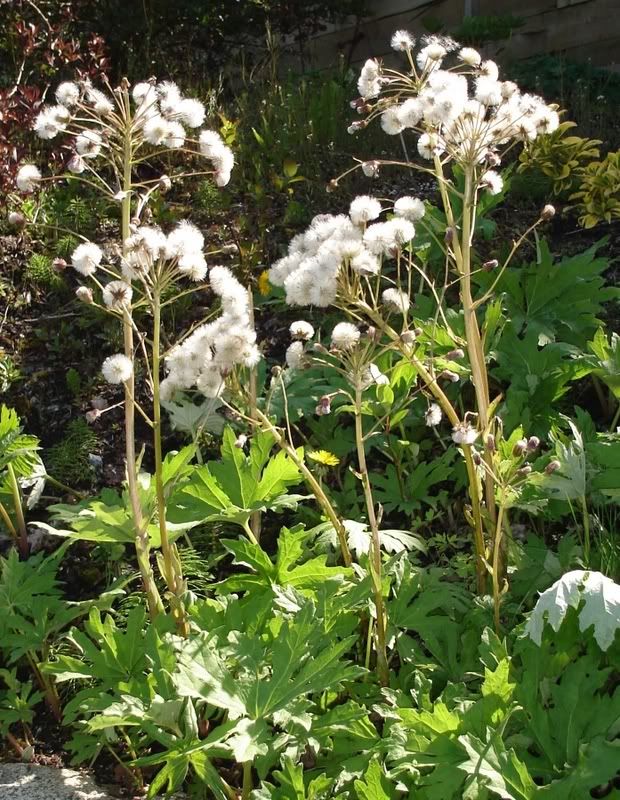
[257,270,271,296]
[308,450,340,467]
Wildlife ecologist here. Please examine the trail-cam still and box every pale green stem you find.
[354,381,389,686]
[581,494,591,566]
[119,97,164,621]
[7,463,28,557]
[152,287,189,635]
[241,762,253,800]
[253,408,352,567]
[492,504,506,634]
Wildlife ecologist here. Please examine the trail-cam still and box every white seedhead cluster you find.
[268,194,424,309]
[18,77,234,189]
[161,267,259,400]
[354,33,559,171]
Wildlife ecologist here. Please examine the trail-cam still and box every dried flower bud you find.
[316,395,332,416]
[527,436,540,452]
[221,243,238,255]
[446,348,465,361]
[444,227,454,244]
[545,459,561,474]
[53,258,67,272]
[120,76,130,91]
[8,211,25,228]
[85,409,101,424]
[485,150,501,167]
[512,438,528,457]
[485,433,496,452]
[517,465,532,477]
[541,204,556,221]
[76,286,94,304]
[234,434,247,449]
[158,174,172,193]
[400,330,417,345]
[413,327,423,337]
[482,259,499,272]
[362,161,379,178]
[271,365,282,378]
[326,179,339,193]
[439,369,459,383]
[473,450,482,465]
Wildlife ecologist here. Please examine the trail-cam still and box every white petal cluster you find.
[16,164,41,193]
[161,267,259,401]
[102,354,133,384]
[71,242,103,276]
[355,32,561,172]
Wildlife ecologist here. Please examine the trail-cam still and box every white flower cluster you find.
[269,194,424,307]
[355,34,559,176]
[160,266,259,400]
[20,78,234,189]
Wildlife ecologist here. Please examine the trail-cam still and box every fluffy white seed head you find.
[452,422,478,445]
[178,98,205,128]
[391,30,415,51]
[71,242,102,276]
[76,130,103,157]
[382,287,411,314]
[481,170,503,195]
[349,195,382,225]
[331,322,360,350]
[425,403,443,427]
[285,341,305,369]
[102,280,133,310]
[102,354,133,384]
[56,81,80,106]
[290,320,315,341]
[458,47,481,66]
[394,196,425,221]
[16,164,41,193]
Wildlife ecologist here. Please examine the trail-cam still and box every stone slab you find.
[0,764,113,800]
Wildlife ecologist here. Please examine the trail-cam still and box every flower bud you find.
[512,438,528,457]
[482,259,498,271]
[527,436,540,452]
[545,459,561,474]
[316,395,331,416]
[271,365,282,378]
[326,179,339,193]
[312,342,329,354]
[485,433,496,452]
[444,227,454,244]
[541,204,556,221]
[76,286,94,304]
[517,465,532,477]
[473,450,482,466]
[400,330,417,345]
[413,327,423,337]
[234,434,247,449]
[8,211,25,228]
[85,409,101,424]
[67,154,85,174]
[365,325,377,341]
[362,161,379,178]
[439,369,459,383]
[446,348,465,361]
[158,174,172,193]
[53,258,67,271]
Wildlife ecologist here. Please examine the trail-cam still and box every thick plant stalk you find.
[253,408,352,567]
[354,381,389,686]
[152,287,190,635]
[247,287,262,542]
[120,99,163,620]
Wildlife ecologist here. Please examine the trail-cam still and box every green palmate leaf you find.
[354,758,397,799]
[484,239,617,347]
[525,570,620,651]
[253,756,339,800]
[530,420,586,501]
[538,738,620,799]
[169,426,304,533]
[587,327,620,399]
[493,328,589,435]
[370,449,456,514]
[458,732,536,800]
[218,525,350,593]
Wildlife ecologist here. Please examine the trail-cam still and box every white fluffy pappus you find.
[71,242,103,276]
[102,354,133,384]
